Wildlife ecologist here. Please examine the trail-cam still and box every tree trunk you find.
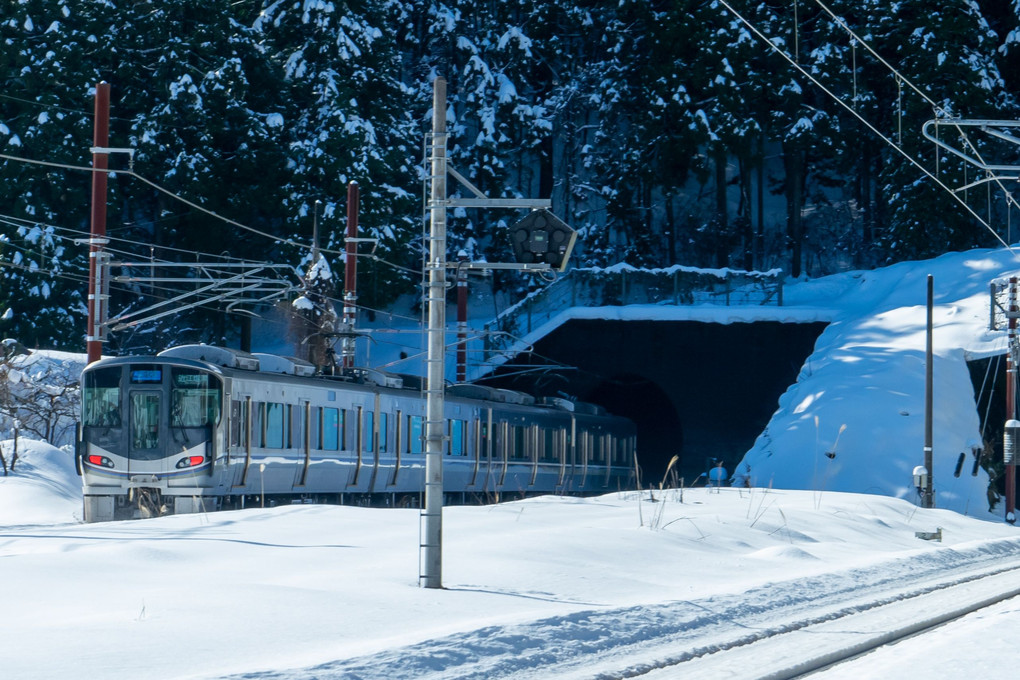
[714,145,729,268]
[861,141,873,247]
[757,133,765,270]
[783,140,805,278]
[665,194,677,263]
[738,153,753,270]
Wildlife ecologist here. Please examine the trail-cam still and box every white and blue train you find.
[76,344,637,522]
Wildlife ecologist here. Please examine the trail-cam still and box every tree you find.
[255,0,420,315]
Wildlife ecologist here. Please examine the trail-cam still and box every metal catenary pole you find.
[923,274,934,508]
[421,76,447,589]
[456,252,468,383]
[342,182,360,369]
[1007,277,1017,520]
[86,81,110,365]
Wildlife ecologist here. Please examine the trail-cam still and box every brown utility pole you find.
[86,82,110,365]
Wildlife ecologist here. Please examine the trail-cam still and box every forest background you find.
[2,0,1020,355]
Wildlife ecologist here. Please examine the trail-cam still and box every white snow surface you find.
[6,248,1020,677]
[486,247,1020,516]
[3,454,1019,679]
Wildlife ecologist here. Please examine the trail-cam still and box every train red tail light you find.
[175,455,205,469]
[86,454,115,468]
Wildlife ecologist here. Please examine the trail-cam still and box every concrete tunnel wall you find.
[483,319,828,484]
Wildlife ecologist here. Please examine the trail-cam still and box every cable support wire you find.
[0,215,300,304]
[714,0,1014,253]
[0,151,419,274]
[806,0,1020,214]
[0,234,298,323]
[0,210,294,270]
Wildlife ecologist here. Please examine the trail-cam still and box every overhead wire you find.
[0,211,295,298]
[806,0,1020,214]
[715,0,1014,253]
[0,150,409,269]
[0,211,296,274]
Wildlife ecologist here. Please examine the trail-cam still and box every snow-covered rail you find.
[226,537,1020,680]
[638,560,1020,680]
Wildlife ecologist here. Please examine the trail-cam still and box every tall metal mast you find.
[420,77,448,589]
[342,182,360,369]
[417,77,575,589]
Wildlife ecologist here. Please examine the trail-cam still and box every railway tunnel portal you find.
[482,319,828,485]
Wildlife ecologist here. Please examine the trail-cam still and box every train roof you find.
[86,345,624,420]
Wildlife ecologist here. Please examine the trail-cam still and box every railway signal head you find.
[509,209,577,272]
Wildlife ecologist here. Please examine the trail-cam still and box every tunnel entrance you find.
[482,319,827,485]
[587,374,682,486]
[967,355,1007,505]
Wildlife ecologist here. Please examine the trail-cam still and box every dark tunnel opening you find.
[483,319,827,485]
[587,374,682,485]
[967,355,1009,507]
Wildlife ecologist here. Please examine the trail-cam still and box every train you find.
[76,344,638,521]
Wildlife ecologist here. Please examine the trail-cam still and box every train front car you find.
[79,356,225,521]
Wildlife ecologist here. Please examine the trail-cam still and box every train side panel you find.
[79,348,637,521]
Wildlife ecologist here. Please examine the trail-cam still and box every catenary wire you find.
[715,0,1014,253]
[806,0,1020,213]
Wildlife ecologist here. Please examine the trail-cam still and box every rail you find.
[483,265,784,355]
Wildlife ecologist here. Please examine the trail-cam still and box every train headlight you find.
[175,455,205,469]
[86,454,115,469]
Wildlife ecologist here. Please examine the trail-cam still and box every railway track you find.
[227,537,1020,680]
[635,558,1020,680]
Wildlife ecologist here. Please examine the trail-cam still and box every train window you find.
[542,428,556,462]
[379,412,389,453]
[593,434,604,463]
[130,392,160,451]
[395,410,402,455]
[510,425,525,460]
[408,415,424,453]
[252,402,263,448]
[310,407,320,449]
[265,402,287,448]
[340,409,348,450]
[480,422,489,459]
[322,408,339,450]
[448,419,465,456]
[83,366,121,427]
[171,368,221,427]
[231,401,242,447]
[498,422,508,462]
[287,405,299,449]
[364,410,374,453]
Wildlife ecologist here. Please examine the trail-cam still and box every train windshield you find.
[83,367,122,427]
[171,368,222,427]
[131,392,161,450]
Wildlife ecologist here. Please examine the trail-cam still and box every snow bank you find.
[741,248,1020,517]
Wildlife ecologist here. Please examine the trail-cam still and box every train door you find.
[127,387,166,476]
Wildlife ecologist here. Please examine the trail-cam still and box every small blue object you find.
[708,465,728,486]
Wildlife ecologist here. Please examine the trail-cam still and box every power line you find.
[806,0,1020,214]
[0,211,291,270]
[0,150,423,278]
[715,0,1014,253]
[0,150,327,253]
[0,92,190,129]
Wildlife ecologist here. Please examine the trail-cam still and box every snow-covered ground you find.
[481,247,1020,517]
[2,441,1019,679]
[5,247,1020,677]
